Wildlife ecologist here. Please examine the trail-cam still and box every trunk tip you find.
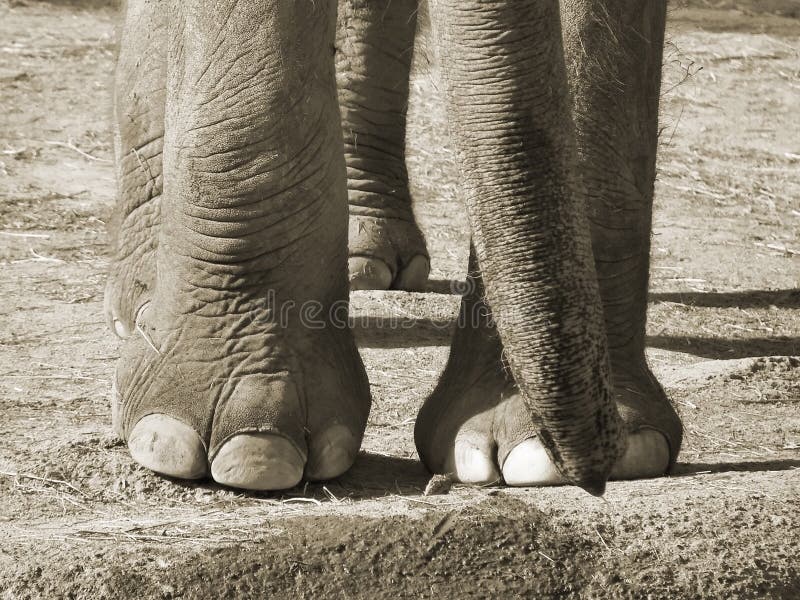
[577,476,607,497]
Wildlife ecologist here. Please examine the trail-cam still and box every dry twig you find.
[46,140,111,163]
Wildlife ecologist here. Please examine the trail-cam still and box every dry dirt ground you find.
[0,1,798,598]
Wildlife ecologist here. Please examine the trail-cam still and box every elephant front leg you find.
[337,0,430,290]
[418,0,625,492]
[415,0,679,488]
[112,0,370,491]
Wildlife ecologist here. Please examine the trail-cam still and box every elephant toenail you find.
[211,433,305,491]
[501,438,565,487]
[348,257,393,290]
[611,429,670,480]
[395,255,430,291]
[452,440,501,484]
[128,414,208,480]
[306,425,358,481]
[113,319,130,338]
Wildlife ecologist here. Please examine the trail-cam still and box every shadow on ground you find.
[340,456,800,495]
[233,453,430,502]
[651,288,800,309]
[332,452,430,498]
[354,288,800,358]
[647,335,799,359]
[673,458,800,476]
[92,451,431,503]
[425,278,464,295]
[270,452,429,501]
[352,315,452,348]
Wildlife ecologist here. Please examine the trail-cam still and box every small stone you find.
[770,515,787,527]
[423,474,453,496]
[100,432,124,449]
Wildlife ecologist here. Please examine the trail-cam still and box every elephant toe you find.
[210,433,305,491]
[305,424,359,481]
[349,255,430,291]
[394,255,430,291]
[104,280,132,339]
[449,435,501,484]
[610,429,670,480]
[501,438,566,487]
[113,319,130,338]
[500,430,669,486]
[127,414,208,480]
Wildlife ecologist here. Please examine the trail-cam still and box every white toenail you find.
[307,425,356,480]
[113,319,128,338]
[502,438,565,486]
[452,442,500,484]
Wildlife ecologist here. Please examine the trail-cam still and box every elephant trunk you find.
[428,0,625,492]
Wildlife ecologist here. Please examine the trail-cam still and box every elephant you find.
[105,0,683,493]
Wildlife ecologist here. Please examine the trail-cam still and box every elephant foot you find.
[415,345,682,486]
[113,303,371,491]
[348,215,429,291]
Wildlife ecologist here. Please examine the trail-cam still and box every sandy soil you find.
[0,1,798,597]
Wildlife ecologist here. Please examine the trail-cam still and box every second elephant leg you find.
[337,0,430,290]
[417,0,625,491]
[416,0,680,486]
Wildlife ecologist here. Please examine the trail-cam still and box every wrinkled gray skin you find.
[106,0,682,492]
